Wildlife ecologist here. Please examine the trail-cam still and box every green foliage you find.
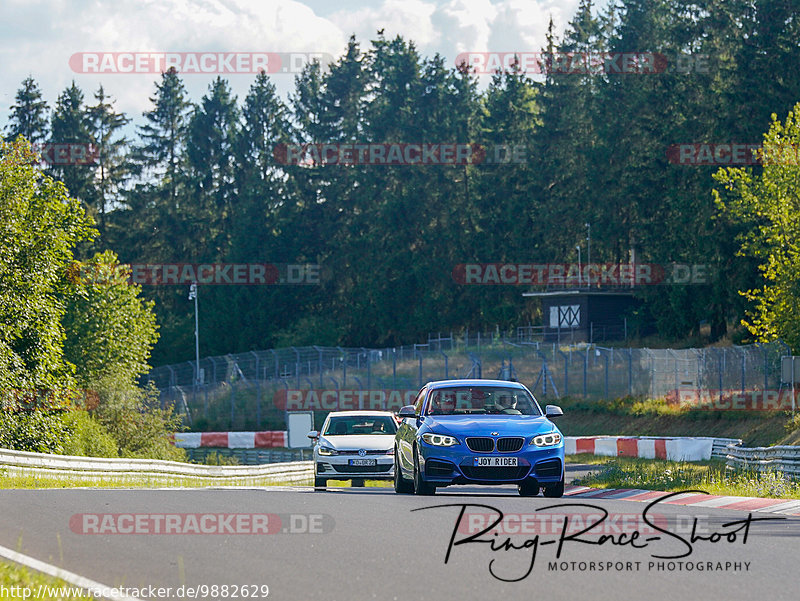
[61,249,159,387]
[0,137,95,394]
[714,103,800,352]
[92,375,186,461]
[0,410,70,454]
[61,409,119,458]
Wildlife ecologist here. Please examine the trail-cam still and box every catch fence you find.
[147,333,791,431]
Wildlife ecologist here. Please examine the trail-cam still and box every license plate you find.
[349,458,377,466]
[473,456,518,467]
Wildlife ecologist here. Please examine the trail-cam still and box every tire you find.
[518,481,540,497]
[351,478,365,487]
[413,448,435,496]
[394,449,414,494]
[314,477,327,490]
[543,476,565,498]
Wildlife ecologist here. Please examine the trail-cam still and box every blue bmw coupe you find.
[394,379,565,496]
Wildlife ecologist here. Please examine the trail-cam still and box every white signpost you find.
[287,411,314,449]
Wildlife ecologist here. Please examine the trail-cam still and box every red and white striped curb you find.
[565,485,800,516]
[565,436,714,461]
[174,431,288,449]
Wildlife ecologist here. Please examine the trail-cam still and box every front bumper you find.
[314,454,394,480]
[418,442,564,487]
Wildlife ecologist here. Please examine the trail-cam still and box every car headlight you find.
[531,432,562,447]
[318,445,338,456]
[422,433,459,446]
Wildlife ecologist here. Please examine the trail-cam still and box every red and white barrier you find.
[174,431,288,449]
[565,436,714,461]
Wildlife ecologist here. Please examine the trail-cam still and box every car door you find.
[397,386,427,473]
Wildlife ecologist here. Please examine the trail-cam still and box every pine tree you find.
[5,76,49,145]
[186,77,240,259]
[48,82,94,204]
[86,85,131,241]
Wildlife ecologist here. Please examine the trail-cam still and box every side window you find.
[413,387,428,415]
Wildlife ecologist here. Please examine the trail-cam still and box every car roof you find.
[325,410,397,417]
[425,379,527,389]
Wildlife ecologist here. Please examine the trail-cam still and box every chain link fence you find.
[146,331,792,431]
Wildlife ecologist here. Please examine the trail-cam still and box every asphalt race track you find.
[1,465,798,601]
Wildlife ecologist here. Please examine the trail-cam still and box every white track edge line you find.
[0,543,142,601]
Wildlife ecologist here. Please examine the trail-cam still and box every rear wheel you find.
[394,449,414,494]
[518,481,540,497]
[543,475,565,498]
[413,449,435,496]
[314,477,326,490]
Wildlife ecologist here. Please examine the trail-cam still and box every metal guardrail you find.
[725,445,800,477]
[185,448,308,465]
[711,438,743,459]
[0,448,313,485]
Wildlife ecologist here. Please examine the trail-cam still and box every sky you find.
[0,0,590,131]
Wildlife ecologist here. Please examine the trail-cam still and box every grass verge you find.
[570,455,800,499]
[555,396,799,446]
[0,559,83,599]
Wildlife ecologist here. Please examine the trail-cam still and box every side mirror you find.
[307,430,319,440]
[545,405,563,419]
[398,405,417,418]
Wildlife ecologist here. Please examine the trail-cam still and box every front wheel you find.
[518,481,540,497]
[351,478,365,487]
[314,477,326,490]
[413,449,435,496]
[543,476,565,498]
[394,449,414,494]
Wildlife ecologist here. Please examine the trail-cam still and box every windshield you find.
[322,415,398,436]
[425,387,541,416]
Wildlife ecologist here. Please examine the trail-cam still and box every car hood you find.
[319,435,394,450]
[422,415,559,438]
